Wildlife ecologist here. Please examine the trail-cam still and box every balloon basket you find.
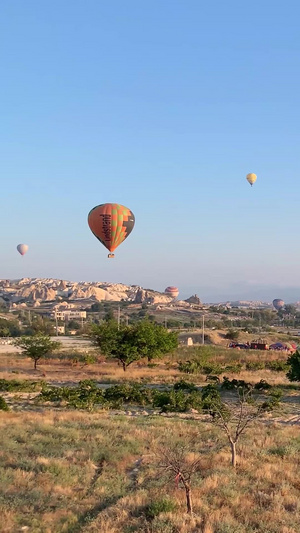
[108,253,115,259]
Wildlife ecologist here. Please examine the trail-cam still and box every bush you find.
[178,359,203,374]
[224,363,243,373]
[266,360,289,372]
[153,389,202,413]
[246,361,265,371]
[144,499,176,520]
[173,379,197,392]
[286,351,300,381]
[225,329,240,341]
[0,379,45,392]
[254,379,272,391]
[221,377,252,391]
[104,384,153,406]
[0,396,9,411]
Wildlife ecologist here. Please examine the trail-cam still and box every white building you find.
[52,310,87,321]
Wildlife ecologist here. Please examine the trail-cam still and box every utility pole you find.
[55,310,58,337]
[165,316,167,328]
[202,314,205,345]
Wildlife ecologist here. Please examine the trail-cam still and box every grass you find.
[0,411,299,532]
[0,339,300,531]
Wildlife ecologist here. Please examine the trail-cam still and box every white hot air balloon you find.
[17,244,29,256]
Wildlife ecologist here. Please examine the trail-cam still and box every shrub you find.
[144,499,176,520]
[286,351,300,381]
[224,363,243,373]
[221,377,252,391]
[266,360,289,372]
[178,359,203,374]
[254,379,272,391]
[246,361,265,371]
[225,329,240,341]
[0,379,45,392]
[0,396,9,411]
[153,389,202,413]
[104,384,153,406]
[173,379,197,392]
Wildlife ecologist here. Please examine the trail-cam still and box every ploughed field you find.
[0,344,300,532]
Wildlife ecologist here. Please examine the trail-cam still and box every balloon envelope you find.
[246,173,257,186]
[17,244,29,256]
[165,286,179,298]
[273,298,285,310]
[88,203,135,253]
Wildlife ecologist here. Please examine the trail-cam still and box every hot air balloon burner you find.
[108,253,115,258]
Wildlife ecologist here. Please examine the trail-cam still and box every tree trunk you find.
[122,361,126,372]
[182,480,193,514]
[230,440,237,468]
[34,359,37,370]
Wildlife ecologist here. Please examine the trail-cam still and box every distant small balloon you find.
[165,286,179,299]
[246,173,257,187]
[17,244,29,256]
[273,299,285,311]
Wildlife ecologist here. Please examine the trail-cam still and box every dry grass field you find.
[0,412,300,533]
[0,338,300,532]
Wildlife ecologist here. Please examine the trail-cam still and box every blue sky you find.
[1,0,300,302]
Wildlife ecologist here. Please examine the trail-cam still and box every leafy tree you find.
[104,308,115,322]
[89,320,178,371]
[133,320,178,362]
[67,320,81,330]
[0,318,22,337]
[90,322,140,371]
[286,351,300,382]
[0,327,10,337]
[30,316,54,335]
[14,334,61,369]
[225,329,240,341]
[284,304,297,316]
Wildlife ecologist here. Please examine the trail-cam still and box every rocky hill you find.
[0,278,178,307]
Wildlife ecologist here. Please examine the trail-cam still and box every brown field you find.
[0,336,300,532]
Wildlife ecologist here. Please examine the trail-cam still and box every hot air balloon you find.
[273,299,285,311]
[17,244,29,256]
[165,286,179,299]
[246,173,257,187]
[88,203,135,258]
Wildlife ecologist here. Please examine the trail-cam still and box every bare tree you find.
[209,387,269,468]
[156,443,202,515]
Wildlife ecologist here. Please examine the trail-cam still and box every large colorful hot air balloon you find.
[246,173,257,187]
[273,299,285,311]
[165,286,179,299]
[88,203,135,258]
[17,244,29,256]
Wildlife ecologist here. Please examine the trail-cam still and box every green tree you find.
[286,351,300,382]
[89,320,178,371]
[225,329,240,341]
[90,322,140,371]
[30,316,54,335]
[14,334,61,369]
[134,320,178,362]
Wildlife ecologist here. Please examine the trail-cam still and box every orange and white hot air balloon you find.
[17,244,29,256]
[246,173,257,187]
[88,203,135,258]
